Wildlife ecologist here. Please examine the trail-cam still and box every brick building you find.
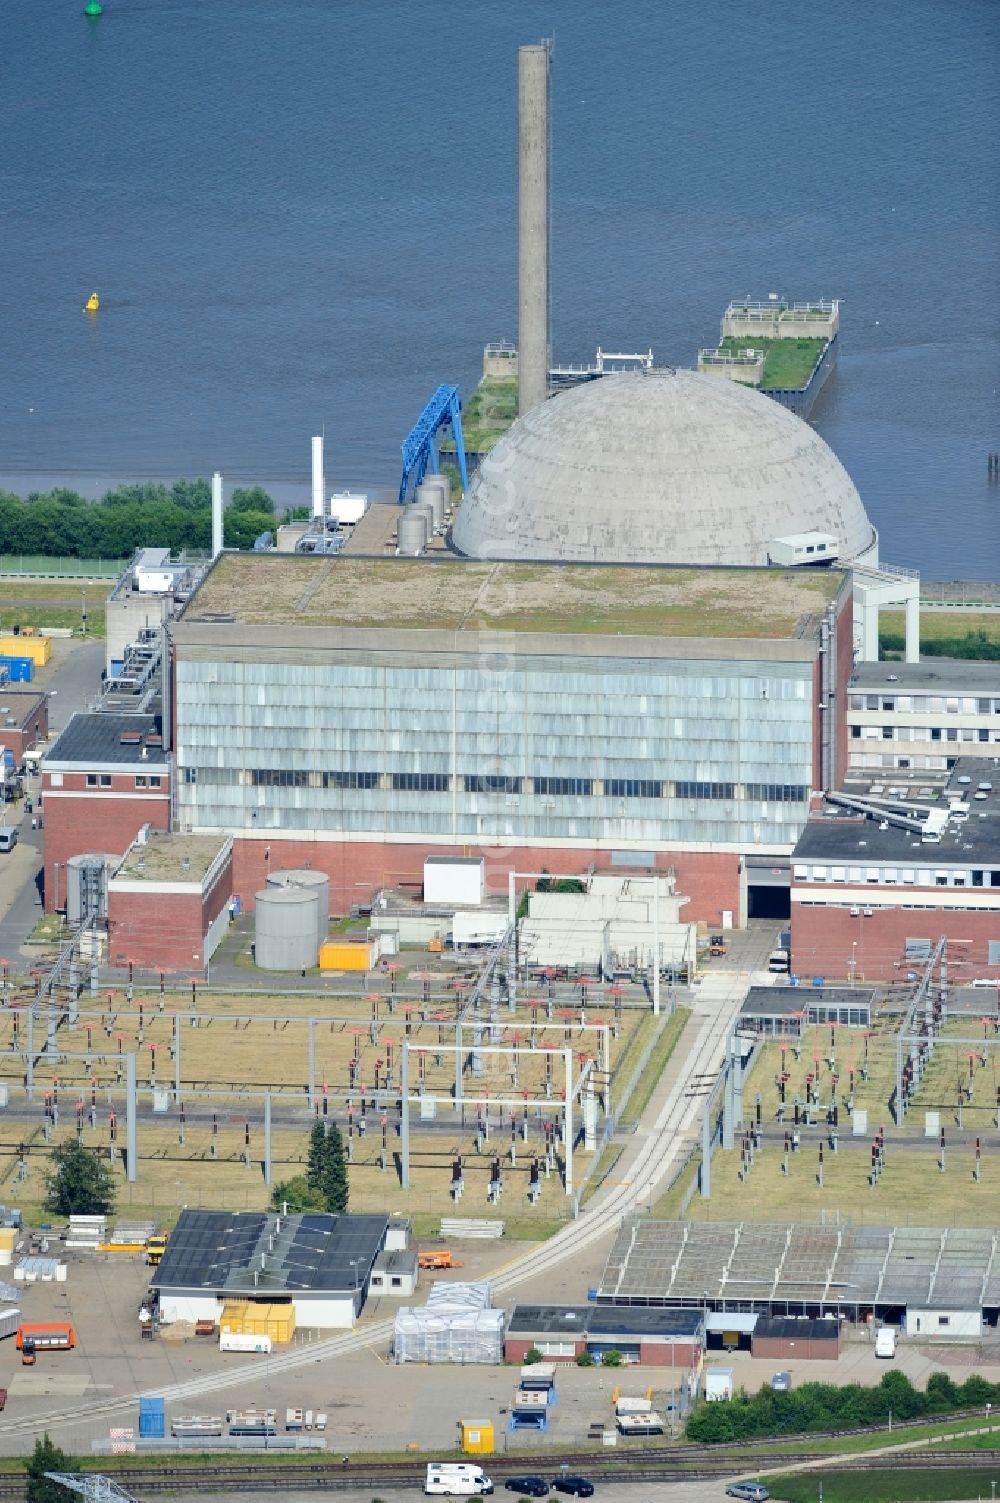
[0,689,48,768]
[790,759,1000,982]
[503,1304,704,1367]
[41,713,170,911]
[107,832,233,971]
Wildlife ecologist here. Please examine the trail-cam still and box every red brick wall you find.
[751,1333,840,1360]
[201,848,234,937]
[639,1339,701,1367]
[504,1338,584,1363]
[792,896,1000,982]
[42,782,170,910]
[108,889,205,970]
[228,838,742,927]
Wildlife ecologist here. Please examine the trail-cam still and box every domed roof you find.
[451,369,875,567]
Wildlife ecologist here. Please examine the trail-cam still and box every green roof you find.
[184,554,843,640]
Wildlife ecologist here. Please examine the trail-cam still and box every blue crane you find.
[398,384,469,504]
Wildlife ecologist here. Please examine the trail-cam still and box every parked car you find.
[504,1480,548,1498]
[726,1486,770,1502]
[770,1370,792,1391]
[551,1480,594,1499]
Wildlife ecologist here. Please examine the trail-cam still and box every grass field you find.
[0,576,110,636]
[0,555,125,578]
[769,1467,1000,1502]
[881,608,1000,656]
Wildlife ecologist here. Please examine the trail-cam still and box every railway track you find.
[0,1445,995,1496]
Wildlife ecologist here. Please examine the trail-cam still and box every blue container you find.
[139,1395,165,1438]
[0,655,33,682]
[811,976,825,988]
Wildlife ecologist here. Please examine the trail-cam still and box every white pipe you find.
[211,472,224,559]
[311,435,325,519]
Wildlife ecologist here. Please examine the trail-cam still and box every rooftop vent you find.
[146,732,163,747]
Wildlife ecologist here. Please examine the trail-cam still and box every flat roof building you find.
[170,553,854,928]
[738,985,874,1035]
[151,1208,388,1330]
[504,1303,704,1366]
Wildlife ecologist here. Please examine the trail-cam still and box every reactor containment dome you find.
[451,369,878,568]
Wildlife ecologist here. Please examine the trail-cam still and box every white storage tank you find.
[254,887,319,971]
[416,479,445,532]
[266,868,330,948]
[411,501,436,541]
[398,509,427,556]
[424,472,451,511]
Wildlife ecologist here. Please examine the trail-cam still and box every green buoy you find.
[85,1,103,14]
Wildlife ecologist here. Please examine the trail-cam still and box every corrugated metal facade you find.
[175,654,814,850]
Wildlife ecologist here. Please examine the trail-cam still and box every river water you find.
[2,0,998,576]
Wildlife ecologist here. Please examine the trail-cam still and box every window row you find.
[849,694,1000,714]
[187,767,808,803]
[851,726,1000,744]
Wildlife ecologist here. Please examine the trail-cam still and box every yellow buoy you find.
[85,292,100,312]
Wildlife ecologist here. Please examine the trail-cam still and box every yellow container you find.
[319,940,378,972]
[0,1228,17,1252]
[221,1301,295,1343]
[0,635,52,666]
[460,1420,494,1455]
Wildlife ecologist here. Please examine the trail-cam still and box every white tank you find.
[254,887,319,971]
[412,502,435,541]
[398,509,427,556]
[415,481,444,532]
[424,472,451,512]
[266,868,329,948]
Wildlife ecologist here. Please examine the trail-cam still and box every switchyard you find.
[0,950,654,1219]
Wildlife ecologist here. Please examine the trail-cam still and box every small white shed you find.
[905,1307,982,1339]
[424,856,485,907]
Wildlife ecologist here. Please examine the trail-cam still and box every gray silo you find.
[266,868,330,948]
[398,509,426,555]
[411,501,436,540]
[414,481,444,532]
[254,886,319,971]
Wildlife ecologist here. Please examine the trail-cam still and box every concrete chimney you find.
[311,434,325,520]
[518,41,552,417]
[211,471,224,559]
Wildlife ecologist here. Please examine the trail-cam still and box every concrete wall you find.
[517,43,550,416]
[227,836,744,930]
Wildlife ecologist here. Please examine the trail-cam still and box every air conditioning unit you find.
[849,906,860,917]
[863,908,873,917]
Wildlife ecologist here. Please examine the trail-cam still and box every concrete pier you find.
[518,42,551,418]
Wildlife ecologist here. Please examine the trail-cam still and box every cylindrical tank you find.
[412,502,435,541]
[424,472,451,512]
[254,887,319,971]
[412,483,445,538]
[398,509,427,556]
[266,868,330,948]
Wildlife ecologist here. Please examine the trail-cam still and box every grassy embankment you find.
[880,608,1000,660]
[0,577,110,637]
[716,336,827,389]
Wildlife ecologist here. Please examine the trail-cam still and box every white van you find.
[425,1464,494,1496]
[875,1326,896,1359]
[767,948,790,974]
[0,828,18,854]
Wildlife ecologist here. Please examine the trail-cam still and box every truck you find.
[16,1323,75,1362]
[418,1250,463,1270]
[875,1326,896,1359]
[145,1233,168,1266]
[425,1465,494,1497]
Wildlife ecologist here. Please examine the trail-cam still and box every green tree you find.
[306,1119,328,1195]
[223,508,274,550]
[522,1347,543,1365]
[600,1348,623,1367]
[26,1434,74,1503]
[322,1122,349,1213]
[45,1140,116,1217]
[269,1175,327,1214]
[229,486,275,515]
